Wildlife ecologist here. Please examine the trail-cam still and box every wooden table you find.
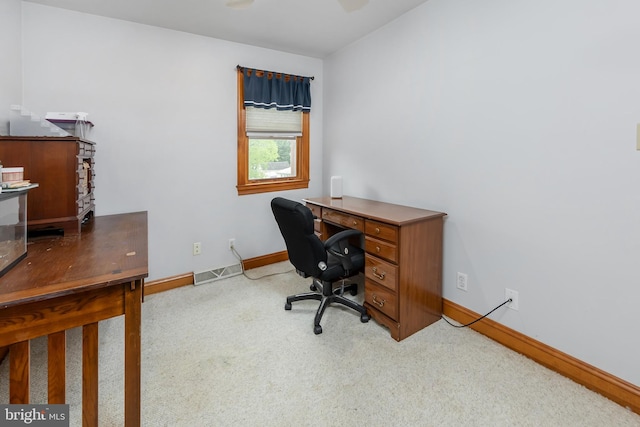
[0,212,148,426]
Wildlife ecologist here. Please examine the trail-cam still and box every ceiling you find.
[23,0,430,58]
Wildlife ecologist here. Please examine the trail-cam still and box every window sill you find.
[236,178,309,196]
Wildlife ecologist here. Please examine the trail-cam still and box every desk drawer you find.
[305,204,323,236]
[78,142,95,157]
[365,236,398,263]
[322,209,364,232]
[365,254,397,291]
[306,204,321,219]
[365,220,398,243]
[365,280,397,320]
[77,195,93,214]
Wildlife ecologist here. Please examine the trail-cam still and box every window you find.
[236,68,310,195]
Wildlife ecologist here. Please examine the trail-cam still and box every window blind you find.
[246,107,302,137]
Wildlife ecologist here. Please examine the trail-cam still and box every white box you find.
[45,112,93,139]
[45,112,88,121]
[330,176,343,198]
[2,167,24,182]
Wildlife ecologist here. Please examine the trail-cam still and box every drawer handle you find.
[372,267,386,280]
[375,227,380,234]
[352,220,358,226]
[375,246,381,253]
[372,294,386,307]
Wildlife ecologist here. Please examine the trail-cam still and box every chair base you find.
[285,279,370,335]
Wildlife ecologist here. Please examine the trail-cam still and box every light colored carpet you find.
[2,262,639,426]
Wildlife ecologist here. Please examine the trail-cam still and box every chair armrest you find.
[325,229,363,273]
[323,229,362,248]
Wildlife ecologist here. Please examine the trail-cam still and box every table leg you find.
[9,340,29,404]
[48,331,66,404]
[82,322,99,427]
[124,279,143,427]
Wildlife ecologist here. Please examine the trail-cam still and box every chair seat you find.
[319,246,364,282]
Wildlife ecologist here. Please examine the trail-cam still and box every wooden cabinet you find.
[0,136,95,234]
[304,196,446,341]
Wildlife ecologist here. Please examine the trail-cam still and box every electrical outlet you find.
[228,238,235,250]
[193,242,202,256]
[456,272,468,291]
[505,288,519,311]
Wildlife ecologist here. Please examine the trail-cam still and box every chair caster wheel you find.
[310,283,317,291]
[361,314,370,323]
[285,302,292,310]
[314,325,322,335]
[350,287,357,296]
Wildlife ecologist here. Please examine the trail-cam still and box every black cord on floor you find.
[232,245,511,324]
[441,298,512,328]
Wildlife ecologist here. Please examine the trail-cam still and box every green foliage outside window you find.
[276,140,291,164]
[248,139,292,179]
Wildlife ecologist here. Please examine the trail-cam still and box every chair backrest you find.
[271,197,327,278]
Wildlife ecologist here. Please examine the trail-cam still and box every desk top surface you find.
[0,211,149,308]
[304,196,446,226]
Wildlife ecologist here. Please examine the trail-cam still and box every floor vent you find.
[193,263,243,285]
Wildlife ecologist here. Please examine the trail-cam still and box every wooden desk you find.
[304,197,446,341]
[0,211,148,426]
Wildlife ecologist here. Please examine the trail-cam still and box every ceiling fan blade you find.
[337,0,369,12]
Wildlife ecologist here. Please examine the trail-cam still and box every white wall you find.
[324,0,640,386]
[15,0,640,390]
[0,0,22,135]
[21,3,324,281]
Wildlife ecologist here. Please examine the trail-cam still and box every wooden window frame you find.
[236,69,310,196]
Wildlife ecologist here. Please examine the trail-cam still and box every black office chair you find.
[271,197,370,334]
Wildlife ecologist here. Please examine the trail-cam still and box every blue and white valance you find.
[240,66,312,112]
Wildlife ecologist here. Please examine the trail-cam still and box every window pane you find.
[248,137,296,180]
